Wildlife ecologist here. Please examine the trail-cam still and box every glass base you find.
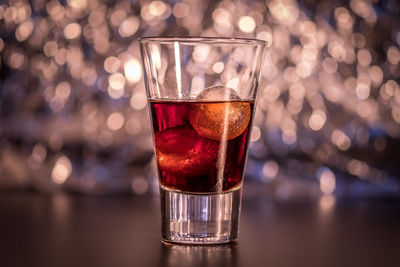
[160,187,241,245]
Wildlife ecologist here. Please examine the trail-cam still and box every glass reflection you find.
[161,242,238,267]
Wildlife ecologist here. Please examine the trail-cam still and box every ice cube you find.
[189,86,251,140]
[154,126,218,176]
[195,86,240,101]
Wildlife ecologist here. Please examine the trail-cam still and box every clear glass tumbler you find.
[139,37,266,244]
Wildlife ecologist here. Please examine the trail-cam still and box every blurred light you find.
[309,109,326,131]
[0,6,4,20]
[124,58,142,83]
[15,20,33,42]
[191,76,204,95]
[335,7,354,30]
[282,129,297,145]
[173,3,189,18]
[283,66,298,83]
[322,57,338,74]
[344,48,356,64]
[212,8,231,27]
[251,126,261,142]
[392,106,400,123]
[107,86,124,99]
[357,49,371,66]
[104,56,121,73]
[44,41,58,57]
[118,16,140,38]
[15,3,31,23]
[131,175,148,195]
[98,130,113,146]
[9,52,25,70]
[347,159,369,178]
[287,99,303,114]
[296,61,313,78]
[110,10,127,27]
[318,167,336,194]
[350,0,377,23]
[125,117,142,135]
[32,143,47,163]
[331,130,351,151]
[328,41,344,59]
[355,83,370,100]
[300,20,317,35]
[193,45,210,62]
[356,101,378,120]
[369,65,383,85]
[344,76,357,91]
[226,77,239,90]
[140,4,153,22]
[81,67,97,86]
[67,0,87,10]
[108,72,126,91]
[64,23,82,40]
[387,46,400,65]
[130,92,147,110]
[269,0,299,25]
[352,33,366,48]
[0,38,4,52]
[302,46,318,61]
[4,6,17,23]
[149,1,167,17]
[47,2,65,21]
[212,61,224,74]
[262,160,279,181]
[264,85,280,101]
[319,194,336,212]
[52,156,72,184]
[238,16,256,33]
[290,45,302,63]
[55,81,71,99]
[28,143,47,169]
[88,11,105,27]
[256,30,273,47]
[383,80,398,99]
[55,48,67,65]
[107,112,125,131]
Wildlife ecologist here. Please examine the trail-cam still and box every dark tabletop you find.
[1,190,400,267]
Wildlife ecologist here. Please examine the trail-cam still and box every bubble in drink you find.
[154,126,218,176]
[189,86,251,141]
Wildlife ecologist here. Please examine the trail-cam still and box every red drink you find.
[150,100,254,193]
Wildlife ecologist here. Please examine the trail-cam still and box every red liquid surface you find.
[150,100,254,193]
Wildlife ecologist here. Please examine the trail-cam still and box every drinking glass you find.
[139,37,266,244]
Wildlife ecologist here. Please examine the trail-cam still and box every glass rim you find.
[138,36,266,46]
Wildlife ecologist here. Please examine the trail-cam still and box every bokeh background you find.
[1,0,400,201]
